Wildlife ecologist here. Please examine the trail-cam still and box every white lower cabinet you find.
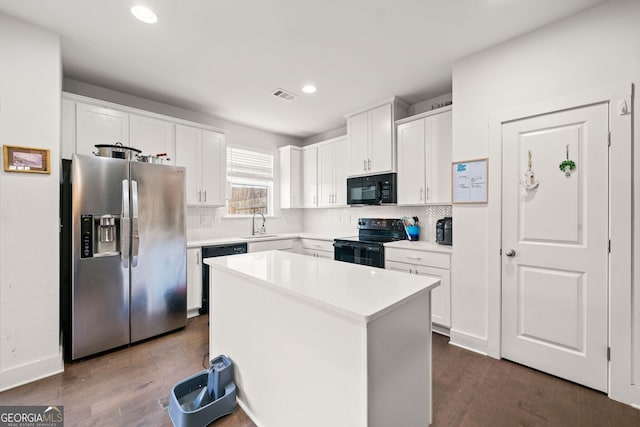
[298,238,334,259]
[186,247,202,318]
[247,239,294,252]
[385,247,451,331]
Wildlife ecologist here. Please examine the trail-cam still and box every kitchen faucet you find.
[251,212,266,236]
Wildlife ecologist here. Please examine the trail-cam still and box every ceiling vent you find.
[271,88,297,101]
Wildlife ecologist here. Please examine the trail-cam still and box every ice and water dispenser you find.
[80,214,120,257]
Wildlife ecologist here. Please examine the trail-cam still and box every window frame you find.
[225,145,276,218]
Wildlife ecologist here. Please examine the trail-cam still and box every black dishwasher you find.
[200,243,248,314]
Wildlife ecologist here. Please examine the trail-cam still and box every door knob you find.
[505,249,516,257]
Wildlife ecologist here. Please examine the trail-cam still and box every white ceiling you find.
[0,0,606,138]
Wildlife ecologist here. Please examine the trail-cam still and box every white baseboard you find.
[0,352,63,392]
[432,323,450,337]
[449,328,489,356]
[237,398,264,427]
[187,309,201,319]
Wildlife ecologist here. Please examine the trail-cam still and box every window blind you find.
[226,147,273,179]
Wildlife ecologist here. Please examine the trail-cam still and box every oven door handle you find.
[333,241,354,249]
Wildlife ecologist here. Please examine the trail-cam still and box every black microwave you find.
[346,173,397,205]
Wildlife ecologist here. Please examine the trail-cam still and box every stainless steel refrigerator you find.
[61,154,187,360]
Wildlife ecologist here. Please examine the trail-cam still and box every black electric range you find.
[333,218,406,268]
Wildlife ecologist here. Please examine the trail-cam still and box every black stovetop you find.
[335,218,407,245]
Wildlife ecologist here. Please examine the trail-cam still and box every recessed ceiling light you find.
[131,5,158,24]
[302,85,317,94]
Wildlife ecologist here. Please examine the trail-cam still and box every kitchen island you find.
[206,251,440,427]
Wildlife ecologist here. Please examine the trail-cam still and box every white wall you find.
[451,0,639,404]
[0,14,63,391]
[63,79,305,241]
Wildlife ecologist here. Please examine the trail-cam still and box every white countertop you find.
[189,233,453,253]
[384,239,453,253]
[206,250,440,323]
[187,232,336,248]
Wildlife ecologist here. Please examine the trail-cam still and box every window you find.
[226,146,274,216]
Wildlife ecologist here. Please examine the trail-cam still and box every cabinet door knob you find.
[363,159,367,171]
[505,249,516,257]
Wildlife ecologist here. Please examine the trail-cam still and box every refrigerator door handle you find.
[131,179,140,268]
[121,179,130,268]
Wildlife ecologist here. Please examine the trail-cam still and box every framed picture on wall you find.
[3,145,51,174]
[452,158,488,204]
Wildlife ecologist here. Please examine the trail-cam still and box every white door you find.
[501,102,609,392]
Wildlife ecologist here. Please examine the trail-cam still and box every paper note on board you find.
[452,158,488,203]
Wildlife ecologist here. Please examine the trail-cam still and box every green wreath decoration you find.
[559,159,576,172]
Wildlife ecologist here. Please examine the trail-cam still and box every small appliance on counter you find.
[436,217,453,245]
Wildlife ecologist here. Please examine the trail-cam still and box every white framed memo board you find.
[451,158,488,204]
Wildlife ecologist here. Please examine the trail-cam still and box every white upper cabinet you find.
[303,146,318,207]
[76,102,129,156]
[201,130,226,207]
[397,119,426,204]
[175,125,201,205]
[129,114,175,164]
[317,136,348,207]
[348,111,369,174]
[279,145,303,209]
[396,107,452,205]
[175,124,226,207]
[346,98,408,176]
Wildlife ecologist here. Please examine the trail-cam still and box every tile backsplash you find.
[186,204,451,243]
[303,205,452,242]
[186,206,304,241]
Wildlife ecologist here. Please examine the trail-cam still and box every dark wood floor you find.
[1,315,639,426]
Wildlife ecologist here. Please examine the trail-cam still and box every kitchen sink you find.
[242,234,280,239]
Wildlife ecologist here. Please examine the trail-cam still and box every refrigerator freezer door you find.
[129,162,187,342]
[71,155,130,359]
